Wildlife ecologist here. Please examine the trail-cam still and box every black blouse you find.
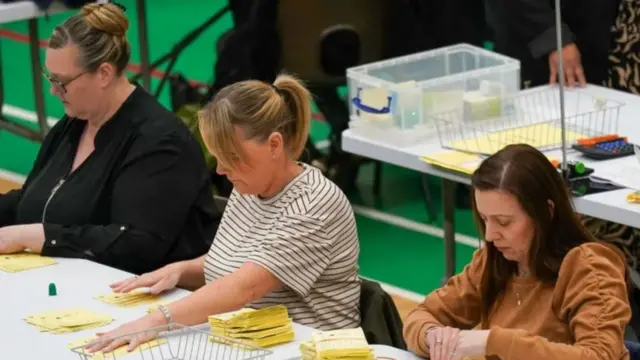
[0,86,221,274]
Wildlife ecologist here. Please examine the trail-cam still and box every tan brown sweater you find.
[404,243,631,360]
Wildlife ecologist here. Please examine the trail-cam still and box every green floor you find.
[0,0,477,296]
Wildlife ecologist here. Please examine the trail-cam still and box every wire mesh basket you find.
[70,324,273,360]
[432,87,624,155]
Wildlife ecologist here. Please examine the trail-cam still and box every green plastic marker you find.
[573,161,585,175]
[48,283,57,296]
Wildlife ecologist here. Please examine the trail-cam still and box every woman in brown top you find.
[404,144,631,360]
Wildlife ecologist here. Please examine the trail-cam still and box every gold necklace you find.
[515,269,529,306]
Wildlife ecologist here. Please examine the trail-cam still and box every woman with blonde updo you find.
[0,3,220,275]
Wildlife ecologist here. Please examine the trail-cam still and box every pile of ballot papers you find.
[0,252,57,272]
[94,289,160,308]
[300,328,375,360]
[24,308,113,334]
[208,305,295,348]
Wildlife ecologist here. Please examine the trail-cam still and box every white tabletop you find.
[342,84,640,228]
[0,1,70,24]
[0,257,314,359]
[370,344,424,359]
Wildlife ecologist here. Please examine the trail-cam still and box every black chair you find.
[359,278,407,349]
[627,266,640,341]
[213,195,229,213]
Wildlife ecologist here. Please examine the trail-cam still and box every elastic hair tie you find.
[270,83,284,97]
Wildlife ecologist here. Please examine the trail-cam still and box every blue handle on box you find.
[352,88,392,114]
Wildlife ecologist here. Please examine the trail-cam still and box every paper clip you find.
[627,191,640,204]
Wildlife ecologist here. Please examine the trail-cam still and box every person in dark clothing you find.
[0,3,220,275]
[486,0,618,88]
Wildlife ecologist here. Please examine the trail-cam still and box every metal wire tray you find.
[70,324,273,360]
[432,87,624,155]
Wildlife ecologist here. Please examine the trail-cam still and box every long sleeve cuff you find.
[528,24,574,59]
[416,323,438,356]
[486,327,525,359]
[41,223,84,256]
[41,223,127,257]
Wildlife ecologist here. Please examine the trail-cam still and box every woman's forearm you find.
[166,272,252,326]
[151,262,280,327]
[176,255,206,291]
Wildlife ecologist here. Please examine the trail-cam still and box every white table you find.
[370,345,424,359]
[342,84,640,279]
[0,0,151,142]
[0,257,314,359]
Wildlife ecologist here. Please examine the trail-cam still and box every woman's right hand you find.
[549,43,586,88]
[425,326,461,360]
[109,262,185,294]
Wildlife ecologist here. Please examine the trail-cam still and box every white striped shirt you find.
[204,164,361,330]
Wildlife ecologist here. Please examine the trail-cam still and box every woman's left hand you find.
[86,314,164,354]
[0,224,45,254]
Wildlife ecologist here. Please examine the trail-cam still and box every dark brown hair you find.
[470,144,595,324]
[48,3,130,74]
[198,73,311,169]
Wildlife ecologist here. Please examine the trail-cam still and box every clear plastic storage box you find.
[346,43,521,146]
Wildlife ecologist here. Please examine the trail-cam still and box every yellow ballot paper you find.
[445,123,585,156]
[68,336,166,360]
[421,151,485,175]
[301,327,375,360]
[94,289,160,308]
[208,305,295,348]
[0,252,57,272]
[24,308,113,334]
[422,149,558,176]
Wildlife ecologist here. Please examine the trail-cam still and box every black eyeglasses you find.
[42,68,87,94]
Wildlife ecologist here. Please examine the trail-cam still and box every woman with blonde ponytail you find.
[91,73,361,353]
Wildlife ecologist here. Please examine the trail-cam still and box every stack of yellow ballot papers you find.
[24,308,113,334]
[68,336,166,360]
[94,289,160,308]
[0,252,57,272]
[208,305,295,348]
[300,328,375,360]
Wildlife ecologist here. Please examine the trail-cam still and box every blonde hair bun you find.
[80,3,129,37]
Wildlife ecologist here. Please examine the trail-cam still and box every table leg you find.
[28,18,48,139]
[0,22,44,141]
[420,174,438,223]
[136,0,151,90]
[441,178,456,284]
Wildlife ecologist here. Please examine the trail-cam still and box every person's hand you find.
[110,262,185,294]
[85,313,165,354]
[0,224,45,254]
[451,329,490,360]
[549,43,586,88]
[425,326,461,360]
